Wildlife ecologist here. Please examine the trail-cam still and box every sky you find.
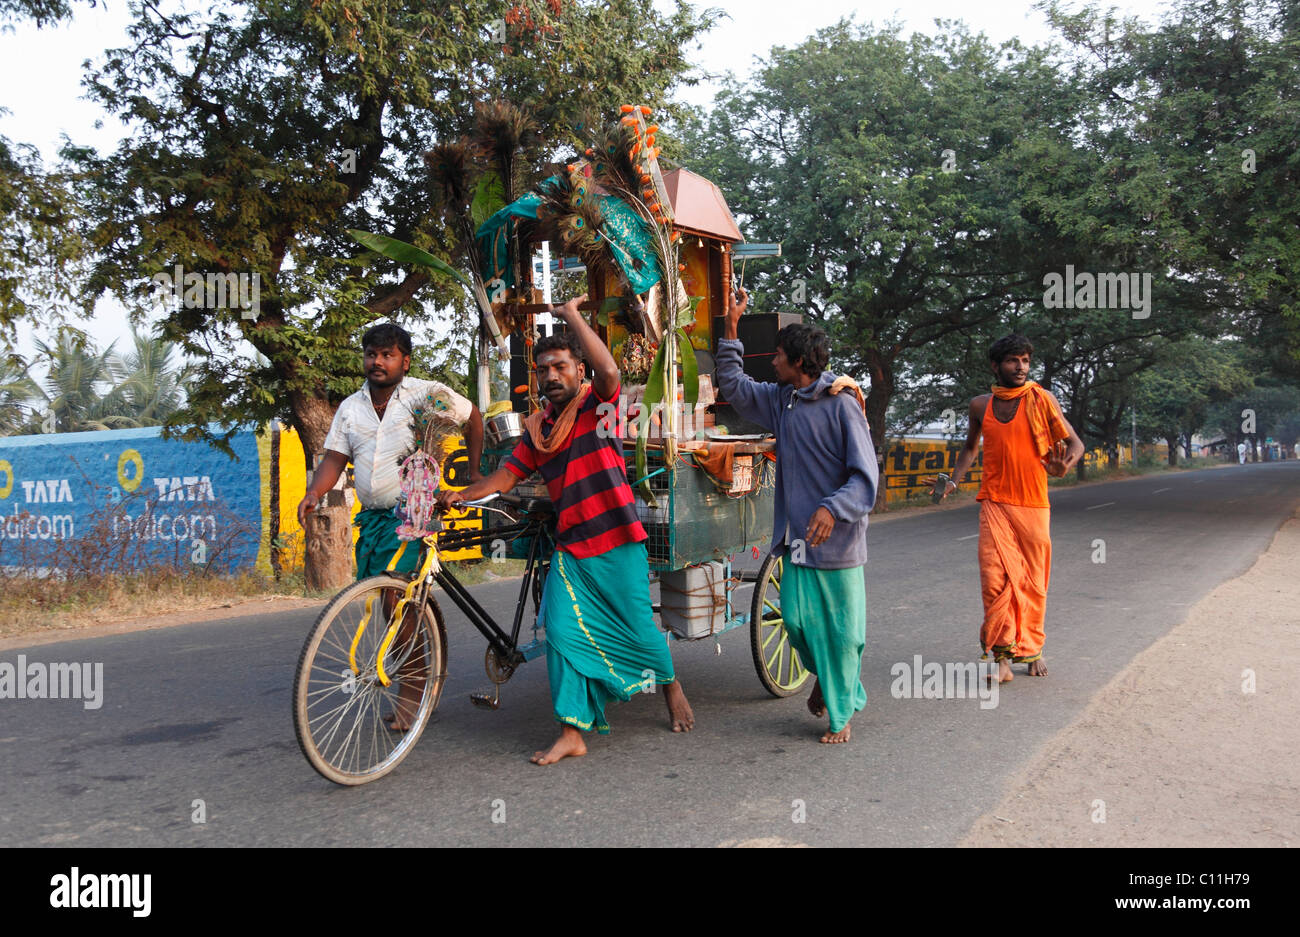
[0,0,1177,371]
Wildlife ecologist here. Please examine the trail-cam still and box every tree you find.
[110,328,196,426]
[682,19,1115,447]
[68,0,718,588]
[1042,0,1300,372]
[0,353,38,434]
[1208,383,1300,459]
[0,132,89,338]
[25,330,136,432]
[1132,338,1252,463]
[0,0,99,29]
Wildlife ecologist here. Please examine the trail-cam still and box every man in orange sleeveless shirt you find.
[933,335,1084,683]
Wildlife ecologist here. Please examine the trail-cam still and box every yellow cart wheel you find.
[749,554,812,698]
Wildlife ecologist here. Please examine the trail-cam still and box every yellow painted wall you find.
[880,438,984,506]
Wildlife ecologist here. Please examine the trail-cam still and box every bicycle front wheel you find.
[293,575,448,785]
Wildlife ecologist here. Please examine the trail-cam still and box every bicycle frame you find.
[425,503,555,667]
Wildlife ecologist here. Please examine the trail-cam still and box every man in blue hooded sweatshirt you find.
[717,288,878,743]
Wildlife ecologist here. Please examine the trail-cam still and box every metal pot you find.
[485,411,525,448]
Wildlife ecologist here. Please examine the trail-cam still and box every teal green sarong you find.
[783,563,868,732]
[355,508,420,579]
[540,542,675,733]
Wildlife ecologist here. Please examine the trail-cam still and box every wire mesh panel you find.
[626,447,775,571]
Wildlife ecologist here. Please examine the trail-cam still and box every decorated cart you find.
[466,105,807,696]
[292,104,825,786]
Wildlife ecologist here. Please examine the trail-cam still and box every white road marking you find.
[1153,487,1171,493]
[1085,501,1116,510]
[956,534,978,541]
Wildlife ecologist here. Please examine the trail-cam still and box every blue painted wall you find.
[0,426,263,574]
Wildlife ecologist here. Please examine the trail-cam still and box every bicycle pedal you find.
[470,691,501,710]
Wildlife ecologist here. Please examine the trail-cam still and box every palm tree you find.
[110,328,194,426]
[28,330,138,432]
[0,354,38,435]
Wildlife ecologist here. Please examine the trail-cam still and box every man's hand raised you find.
[724,286,749,340]
[1043,439,1070,477]
[554,293,588,319]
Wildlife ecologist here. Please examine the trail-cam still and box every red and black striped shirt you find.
[504,382,646,558]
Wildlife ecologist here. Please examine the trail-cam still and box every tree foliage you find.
[67,0,718,463]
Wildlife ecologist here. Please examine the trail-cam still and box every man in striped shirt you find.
[439,294,694,765]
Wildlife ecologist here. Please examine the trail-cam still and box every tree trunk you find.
[863,349,894,512]
[1165,435,1178,466]
[292,393,353,593]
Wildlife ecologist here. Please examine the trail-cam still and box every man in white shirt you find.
[298,323,483,732]
[297,322,484,578]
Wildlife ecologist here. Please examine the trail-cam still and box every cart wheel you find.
[749,553,812,698]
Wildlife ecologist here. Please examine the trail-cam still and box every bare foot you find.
[1027,658,1048,676]
[807,680,826,718]
[663,680,695,732]
[819,723,851,744]
[530,726,588,765]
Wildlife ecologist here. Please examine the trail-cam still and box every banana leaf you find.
[350,228,509,359]
[347,229,471,290]
[635,337,669,508]
[678,328,699,406]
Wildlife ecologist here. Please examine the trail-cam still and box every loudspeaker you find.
[711,311,804,355]
[707,312,803,433]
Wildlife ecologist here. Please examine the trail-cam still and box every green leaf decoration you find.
[470,170,507,230]
[677,328,699,405]
[635,435,655,509]
[347,229,471,290]
[635,337,670,507]
[642,335,668,415]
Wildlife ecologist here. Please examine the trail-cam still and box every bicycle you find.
[292,491,803,785]
[291,492,555,785]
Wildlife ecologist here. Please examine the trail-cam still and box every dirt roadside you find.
[0,595,326,652]
[960,507,1300,847]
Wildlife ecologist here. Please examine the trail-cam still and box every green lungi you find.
[355,507,420,579]
[541,541,675,733]
[782,563,868,732]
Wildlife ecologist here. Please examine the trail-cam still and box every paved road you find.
[2,461,1297,846]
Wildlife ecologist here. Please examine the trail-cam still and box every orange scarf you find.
[524,384,592,456]
[990,380,1067,459]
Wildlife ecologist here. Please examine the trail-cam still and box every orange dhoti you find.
[978,499,1051,662]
